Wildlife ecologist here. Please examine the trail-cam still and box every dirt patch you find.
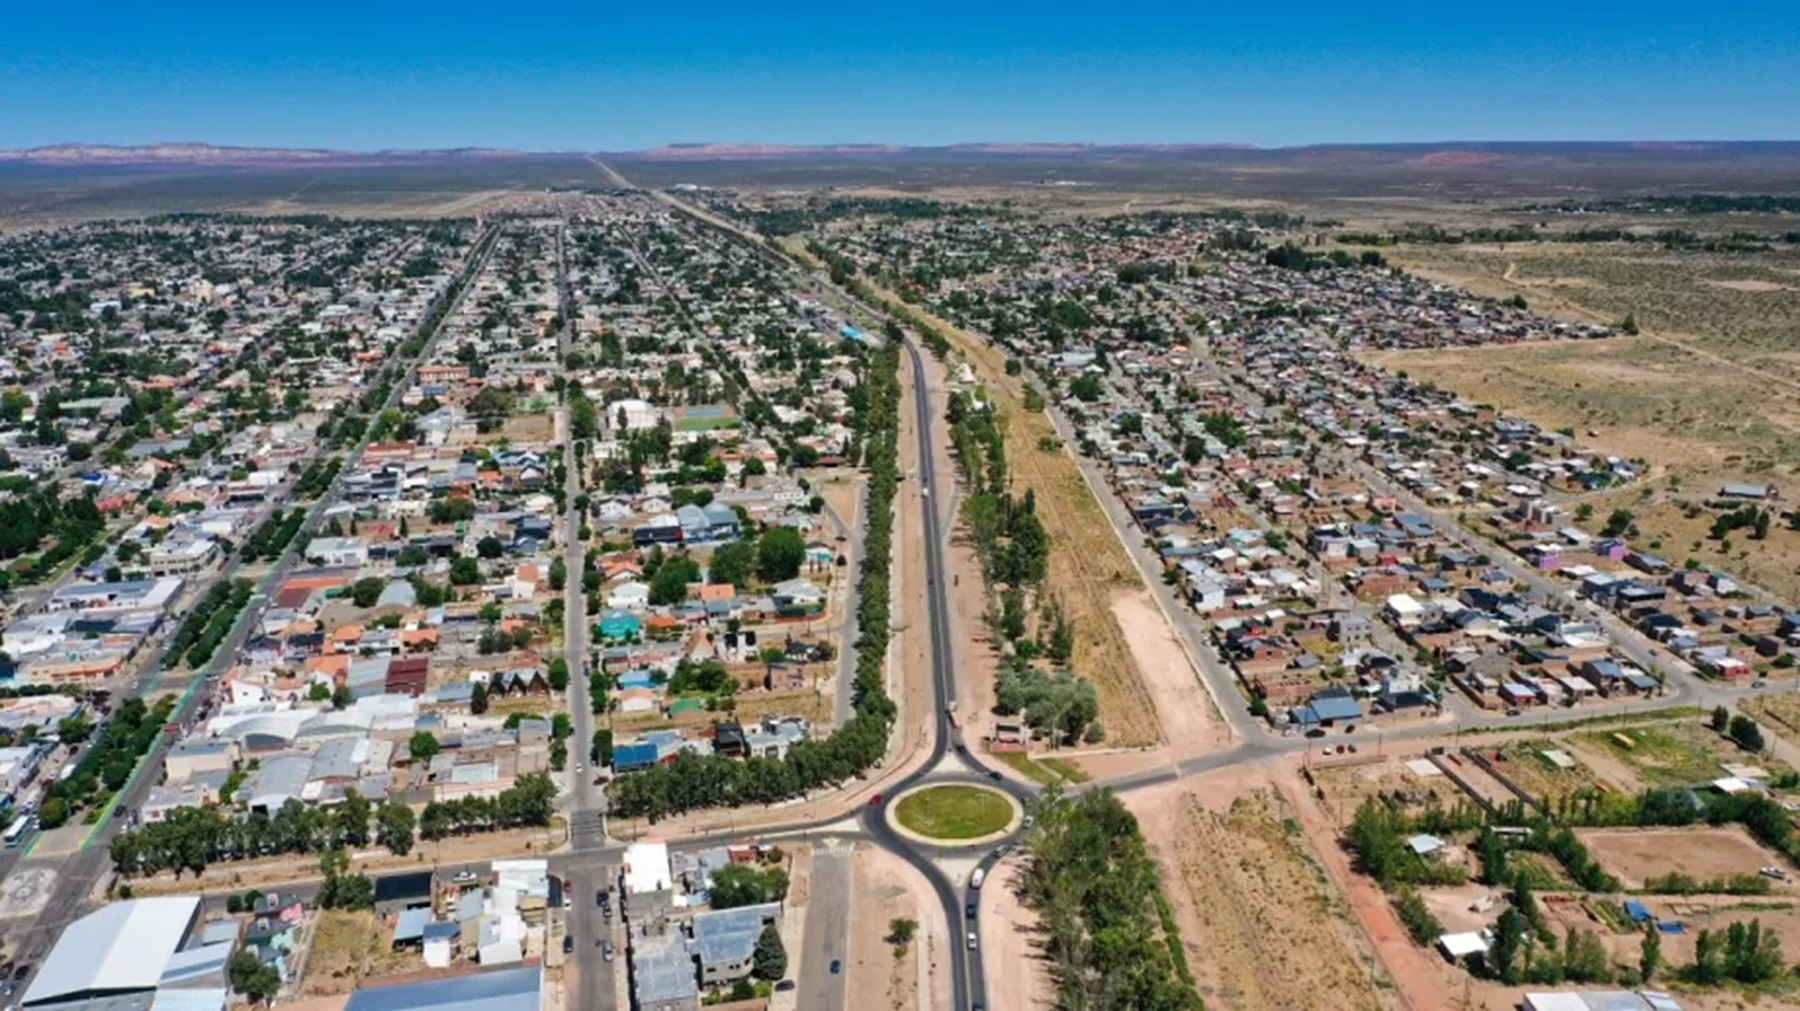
[852,845,949,1011]
[1705,279,1790,293]
[1129,768,1396,1011]
[1111,589,1229,757]
[979,854,1054,1011]
[1577,826,1790,889]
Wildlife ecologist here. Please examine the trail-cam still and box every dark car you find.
[775,981,795,993]
[965,902,976,919]
[562,935,574,954]
[596,890,607,907]
[868,793,883,806]
[830,959,841,975]
[12,964,30,981]
[986,770,1002,782]
[1304,728,1326,738]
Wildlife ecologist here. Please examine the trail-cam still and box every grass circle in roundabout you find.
[892,784,1017,841]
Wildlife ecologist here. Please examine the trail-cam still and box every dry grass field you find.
[1134,781,1390,1011]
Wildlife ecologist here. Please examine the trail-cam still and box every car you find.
[965,902,977,918]
[954,743,967,754]
[575,764,584,774]
[987,770,1002,782]
[562,935,574,954]
[966,931,978,950]
[601,941,614,962]
[451,870,479,885]
[1754,679,1769,689]
[602,905,612,921]
[11,965,28,982]
[774,980,795,992]
[1505,708,1523,718]
[1304,728,1326,738]
[829,959,841,975]
[596,890,607,907]
[869,793,883,806]
[1021,815,1034,830]
[946,700,958,714]
[1343,724,1356,734]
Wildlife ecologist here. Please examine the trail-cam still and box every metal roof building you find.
[23,897,204,1006]
[343,965,541,1011]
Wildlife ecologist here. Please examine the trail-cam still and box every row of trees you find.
[41,694,177,828]
[110,774,553,879]
[1022,789,1201,1010]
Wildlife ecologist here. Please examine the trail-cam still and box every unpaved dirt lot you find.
[978,854,1054,1011]
[1111,588,1229,757]
[851,845,949,1011]
[1577,825,1790,889]
[1129,769,1394,1011]
[300,910,383,997]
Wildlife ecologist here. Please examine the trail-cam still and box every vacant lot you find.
[1132,775,1390,1011]
[1576,722,1763,789]
[1577,826,1785,890]
[300,910,383,997]
[894,785,1015,839]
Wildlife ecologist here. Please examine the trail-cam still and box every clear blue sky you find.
[3,0,1796,150]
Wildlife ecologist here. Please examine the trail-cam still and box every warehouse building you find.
[22,895,230,1011]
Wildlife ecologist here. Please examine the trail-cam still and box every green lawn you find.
[894,786,1014,839]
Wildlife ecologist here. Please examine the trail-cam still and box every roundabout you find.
[887,784,1021,845]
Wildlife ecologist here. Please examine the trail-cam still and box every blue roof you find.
[1624,900,1652,923]
[1307,695,1364,722]
[393,907,430,943]
[344,966,541,1011]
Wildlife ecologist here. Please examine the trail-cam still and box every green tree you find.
[1729,715,1766,753]
[756,526,806,583]
[887,917,918,949]
[1640,923,1662,982]
[449,555,482,585]
[752,924,787,981]
[228,949,281,1005]
[1491,907,1526,984]
[708,539,758,589]
[470,681,488,715]
[1711,706,1730,733]
[350,576,386,608]
[377,800,416,856]
[649,554,700,606]
[308,681,333,702]
[409,731,442,761]
[476,535,506,559]
[709,864,789,909]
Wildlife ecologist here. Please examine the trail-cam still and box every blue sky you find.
[3,0,1796,149]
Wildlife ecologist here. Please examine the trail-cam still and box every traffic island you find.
[887,784,1021,846]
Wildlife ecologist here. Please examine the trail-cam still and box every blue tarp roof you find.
[1624,900,1652,923]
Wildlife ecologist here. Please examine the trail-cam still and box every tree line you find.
[1022,788,1201,1010]
[110,773,554,879]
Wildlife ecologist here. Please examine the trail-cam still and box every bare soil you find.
[1111,588,1230,757]
[851,845,948,1011]
[1577,826,1791,889]
[978,854,1054,1011]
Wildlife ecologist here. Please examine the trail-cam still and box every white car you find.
[575,764,585,774]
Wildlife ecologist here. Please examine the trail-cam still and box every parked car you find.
[601,941,614,962]
[868,793,883,806]
[829,959,841,975]
[562,935,574,954]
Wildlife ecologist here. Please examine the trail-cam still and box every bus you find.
[3,817,31,848]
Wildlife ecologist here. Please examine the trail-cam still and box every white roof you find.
[1438,931,1489,958]
[1385,593,1424,615]
[24,895,199,1005]
[1522,995,1591,1011]
[623,841,672,895]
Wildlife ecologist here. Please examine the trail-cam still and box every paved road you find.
[797,841,852,1011]
[0,225,500,977]
[554,222,618,1011]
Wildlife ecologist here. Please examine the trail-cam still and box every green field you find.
[893,785,1015,839]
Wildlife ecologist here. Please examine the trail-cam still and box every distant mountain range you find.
[2,140,1798,168]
